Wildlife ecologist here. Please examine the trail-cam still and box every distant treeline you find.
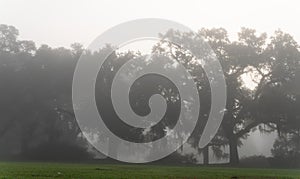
[0,24,300,167]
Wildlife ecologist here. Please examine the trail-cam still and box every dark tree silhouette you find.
[0,24,299,167]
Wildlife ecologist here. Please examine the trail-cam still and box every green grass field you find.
[0,162,299,179]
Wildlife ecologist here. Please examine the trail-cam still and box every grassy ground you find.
[0,161,299,179]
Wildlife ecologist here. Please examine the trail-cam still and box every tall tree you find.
[0,24,19,53]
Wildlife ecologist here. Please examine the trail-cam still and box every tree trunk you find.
[203,145,209,165]
[229,137,239,165]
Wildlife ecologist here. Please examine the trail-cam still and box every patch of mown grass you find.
[0,162,299,179]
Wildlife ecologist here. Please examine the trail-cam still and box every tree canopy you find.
[0,24,299,166]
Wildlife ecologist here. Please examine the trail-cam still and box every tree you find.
[18,40,36,54]
[71,42,84,58]
[154,27,300,165]
[152,29,226,164]
[0,24,19,53]
[268,59,300,167]
[1,24,299,165]
[271,135,300,167]
[0,27,92,160]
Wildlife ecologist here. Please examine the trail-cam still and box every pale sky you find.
[1,0,300,48]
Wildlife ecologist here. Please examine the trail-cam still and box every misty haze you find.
[0,0,300,178]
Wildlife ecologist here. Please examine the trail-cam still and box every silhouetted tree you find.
[1,24,299,166]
